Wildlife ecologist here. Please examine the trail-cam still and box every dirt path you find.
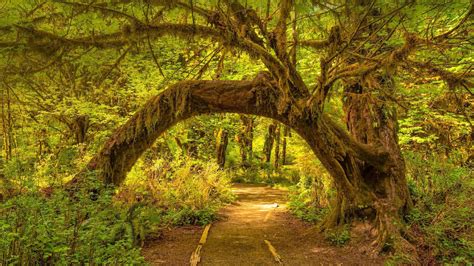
[142,184,385,265]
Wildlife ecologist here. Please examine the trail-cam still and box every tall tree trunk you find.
[62,115,90,144]
[274,124,281,169]
[185,122,206,158]
[37,128,50,157]
[72,115,90,144]
[0,154,4,181]
[1,87,13,161]
[281,126,290,165]
[237,115,254,167]
[216,128,228,168]
[309,0,414,254]
[263,123,276,163]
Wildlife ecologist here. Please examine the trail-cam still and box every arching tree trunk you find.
[79,76,290,185]
[76,74,412,254]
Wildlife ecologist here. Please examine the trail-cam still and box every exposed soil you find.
[142,225,202,265]
[142,184,386,265]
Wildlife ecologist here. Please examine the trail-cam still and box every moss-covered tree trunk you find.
[237,115,254,168]
[76,74,413,255]
[263,123,276,163]
[317,81,413,253]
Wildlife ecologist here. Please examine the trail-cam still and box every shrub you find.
[119,159,235,226]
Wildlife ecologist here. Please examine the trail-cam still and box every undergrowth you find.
[287,186,328,223]
[286,158,332,224]
[324,225,351,247]
[0,159,234,264]
[404,152,473,264]
[120,158,235,226]
[0,177,145,265]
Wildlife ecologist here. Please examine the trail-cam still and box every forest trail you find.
[142,184,385,265]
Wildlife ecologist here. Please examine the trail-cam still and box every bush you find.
[119,159,235,226]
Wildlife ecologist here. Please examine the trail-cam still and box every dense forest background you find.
[0,0,472,264]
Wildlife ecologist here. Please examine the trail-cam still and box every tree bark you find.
[263,123,276,163]
[236,115,254,167]
[281,126,290,165]
[216,128,228,168]
[326,81,413,253]
[274,124,281,169]
[1,87,14,161]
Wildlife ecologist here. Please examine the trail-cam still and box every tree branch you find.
[299,39,331,49]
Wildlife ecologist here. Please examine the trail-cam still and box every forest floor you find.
[142,184,386,265]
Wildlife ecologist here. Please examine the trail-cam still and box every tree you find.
[1,0,471,258]
[262,122,277,163]
[215,127,229,168]
[236,115,254,167]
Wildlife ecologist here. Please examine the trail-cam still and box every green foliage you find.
[121,158,235,226]
[396,77,473,263]
[324,226,351,247]
[287,166,331,223]
[399,95,470,152]
[288,190,327,223]
[164,206,217,226]
[0,178,145,264]
[385,253,419,266]
[231,166,266,183]
[0,158,233,264]
[405,153,473,263]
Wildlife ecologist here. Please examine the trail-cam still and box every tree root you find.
[319,199,420,264]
